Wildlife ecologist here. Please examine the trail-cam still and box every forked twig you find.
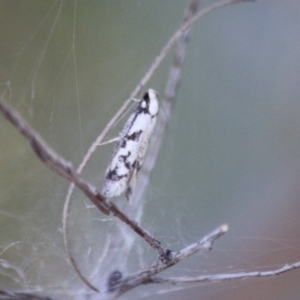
[0,226,227,299]
[2,258,300,300]
[110,225,228,296]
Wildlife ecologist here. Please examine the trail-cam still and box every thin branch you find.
[132,0,200,203]
[0,97,109,216]
[129,0,255,104]
[112,225,228,296]
[148,261,300,285]
[0,289,58,300]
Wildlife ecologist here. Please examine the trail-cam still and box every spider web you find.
[1,1,300,300]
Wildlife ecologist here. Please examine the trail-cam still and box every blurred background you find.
[1,0,300,299]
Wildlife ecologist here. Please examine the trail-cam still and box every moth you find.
[102,89,159,203]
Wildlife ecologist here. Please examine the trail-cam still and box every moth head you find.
[142,89,159,116]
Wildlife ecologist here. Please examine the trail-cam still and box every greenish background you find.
[1,1,300,299]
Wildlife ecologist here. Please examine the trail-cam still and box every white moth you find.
[102,89,159,203]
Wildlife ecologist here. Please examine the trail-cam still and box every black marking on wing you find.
[132,160,141,171]
[143,91,151,101]
[117,91,155,148]
[126,130,142,142]
[120,139,127,148]
[125,186,132,201]
[106,168,127,181]
[151,111,158,119]
[118,151,131,170]
[135,91,153,115]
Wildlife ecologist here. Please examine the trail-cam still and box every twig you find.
[132,0,200,203]
[129,0,255,105]
[0,289,58,300]
[111,225,228,296]
[0,97,109,216]
[0,225,227,299]
[147,261,300,285]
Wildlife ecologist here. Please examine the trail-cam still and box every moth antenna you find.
[97,137,119,146]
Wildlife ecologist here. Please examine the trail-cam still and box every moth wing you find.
[125,166,138,204]
[102,89,159,201]
[102,110,138,198]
